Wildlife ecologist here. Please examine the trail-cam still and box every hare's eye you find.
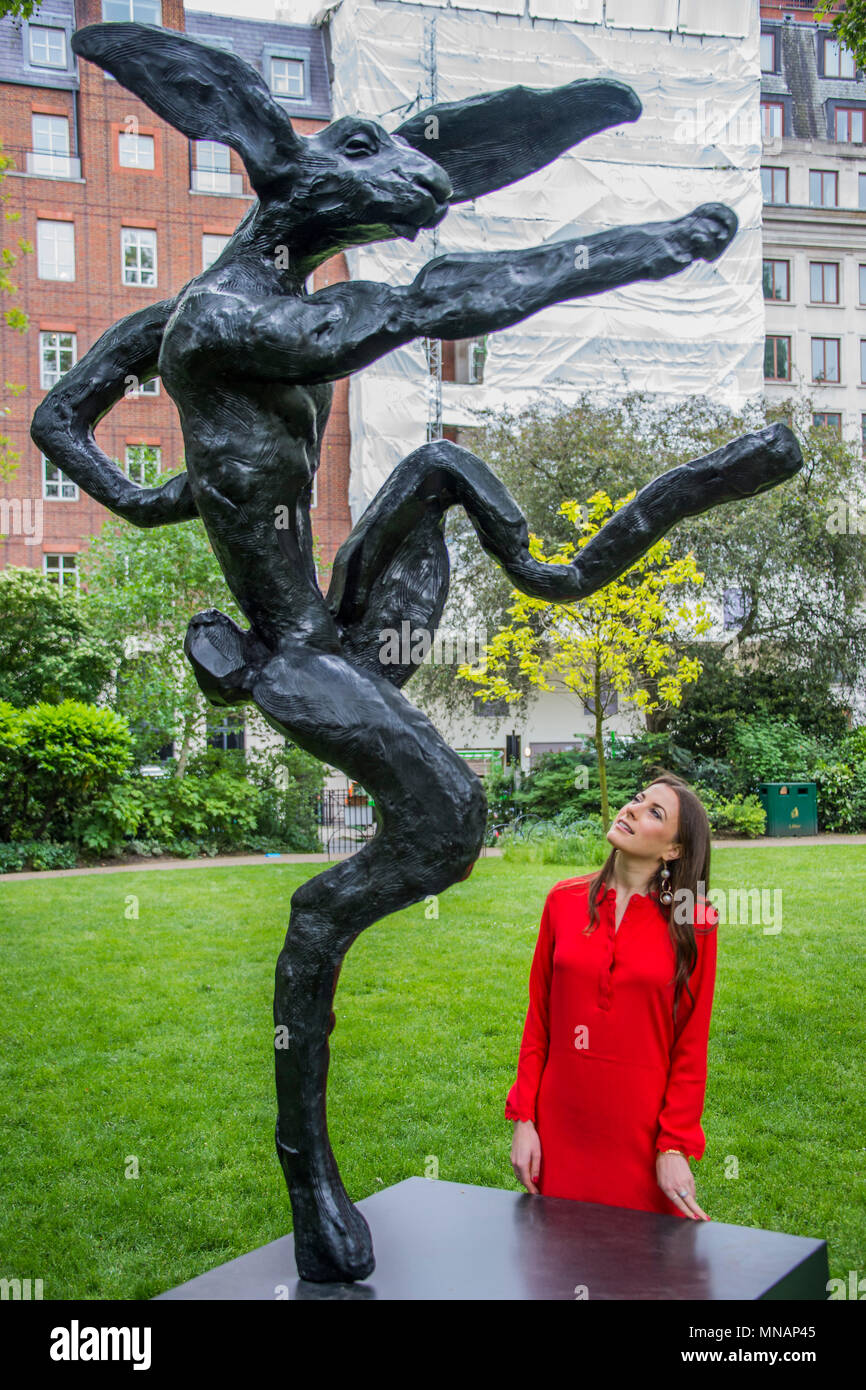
[344,138,376,158]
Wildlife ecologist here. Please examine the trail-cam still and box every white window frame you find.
[42,455,78,501]
[125,444,162,484]
[101,0,162,22]
[121,227,157,287]
[30,114,72,178]
[39,331,76,389]
[43,553,78,591]
[270,56,305,99]
[202,233,230,271]
[824,37,856,79]
[28,25,67,69]
[118,132,155,169]
[37,219,75,282]
[760,32,775,74]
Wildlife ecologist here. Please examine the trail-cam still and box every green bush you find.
[498,812,610,865]
[809,759,866,832]
[0,840,77,873]
[728,716,825,793]
[0,700,132,841]
[514,747,639,822]
[693,784,767,838]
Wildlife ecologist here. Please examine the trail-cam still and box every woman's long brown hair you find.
[585,773,715,1024]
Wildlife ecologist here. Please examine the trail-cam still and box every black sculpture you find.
[32,23,803,1284]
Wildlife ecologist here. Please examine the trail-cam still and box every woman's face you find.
[607,782,682,863]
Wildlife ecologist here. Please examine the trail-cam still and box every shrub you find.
[498,813,609,865]
[0,700,132,841]
[0,840,77,873]
[693,784,767,838]
[727,716,825,793]
[809,759,866,832]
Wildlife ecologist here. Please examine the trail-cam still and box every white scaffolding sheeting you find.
[327,0,763,521]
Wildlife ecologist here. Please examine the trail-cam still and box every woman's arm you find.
[655,908,719,1160]
[504,894,555,1125]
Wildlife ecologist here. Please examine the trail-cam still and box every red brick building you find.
[0,0,351,589]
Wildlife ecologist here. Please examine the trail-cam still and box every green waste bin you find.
[756,782,817,836]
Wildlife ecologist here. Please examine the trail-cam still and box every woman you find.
[506,772,719,1221]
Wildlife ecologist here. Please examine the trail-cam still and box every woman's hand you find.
[656,1151,710,1220]
[511,1119,542,1194]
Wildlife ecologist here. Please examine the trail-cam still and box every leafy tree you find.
[411,391,866,735]
[0,567,120,706]
[81,479,244,775]
[0,2,40,17]
[456,488,713,829]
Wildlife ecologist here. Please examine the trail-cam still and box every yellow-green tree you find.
[456,489,713,830]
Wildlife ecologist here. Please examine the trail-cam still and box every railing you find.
[8,149,82,179]
[190,168,244,196]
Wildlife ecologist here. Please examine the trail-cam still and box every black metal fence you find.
[315,782,378,858]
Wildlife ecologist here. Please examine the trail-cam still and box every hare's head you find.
[71,23,642,277]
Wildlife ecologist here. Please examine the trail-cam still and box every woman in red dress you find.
[506,773,719,1222]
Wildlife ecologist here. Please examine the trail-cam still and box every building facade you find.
[0,0,351,589]
[760,2,866,447]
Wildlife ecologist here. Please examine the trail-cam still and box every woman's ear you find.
[394,76,641,204]
[71,22,302,195]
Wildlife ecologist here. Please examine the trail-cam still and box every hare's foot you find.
[184,608,268,707]
[278,1139,375,1284]
[649,203,738,275]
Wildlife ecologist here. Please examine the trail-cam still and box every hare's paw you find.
[677,203,739,264]
[184,608,258,706]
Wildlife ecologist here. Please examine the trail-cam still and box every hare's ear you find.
[395,78,641,203]
[71,23,301,194]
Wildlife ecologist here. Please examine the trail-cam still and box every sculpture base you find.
[154,1177,828,1301]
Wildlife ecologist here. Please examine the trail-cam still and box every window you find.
[270,56,305,98]
[44,554,78,591]
[121,227,157,286]
[761,101,784,139]
[192,140,235,194]
[860,174,866,210]
[812,412,842,435]
[761,166,789,204]
[310,473,318,508]
[764,335,791,381]
[583,685,619,716]
[763,259,789,301]
[810,169,838,207]
[860,340,866,383]
[810,261,839,304]
[37,220,75,282]
[202,233,230,270]
[812,337,841,383]
[29,26,67,68]
[207,713,245,751]
[118,132,155,169]
[760,32,776,73]
[102,0,162,21]
[125,376,159,397]
[30,114,72,178]
[39,331,76,388]
[722,586,747,632]
[860,266,866,305]
[42,456,77,500]
[861,413,866,456]
[473,693,508,717]
[125,445,161,484]
[824,37,856,79]
[835,107,866,143]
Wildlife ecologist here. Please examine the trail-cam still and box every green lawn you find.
[1,849,863,1298]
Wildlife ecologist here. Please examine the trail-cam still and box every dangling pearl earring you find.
[659,861,673,906]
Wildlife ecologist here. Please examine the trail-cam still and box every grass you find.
[1,848,864,1298]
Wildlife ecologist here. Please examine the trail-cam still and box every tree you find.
[455,488,713,830]
[410,391,866,731]
[81,487,244,775]
[0,2,41,17]
[0,567,119,707]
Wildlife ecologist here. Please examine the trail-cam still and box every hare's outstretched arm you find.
[236,205,737,384]
[31,299,198,528]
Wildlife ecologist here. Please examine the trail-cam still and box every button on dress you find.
[505,873,719,1217]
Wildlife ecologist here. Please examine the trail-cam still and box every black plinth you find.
[154,1178,829,1301]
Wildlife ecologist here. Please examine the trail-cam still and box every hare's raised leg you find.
[249,644,486,1283]
[327,425,803,653]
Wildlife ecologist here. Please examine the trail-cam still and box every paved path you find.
[2,835,865,883]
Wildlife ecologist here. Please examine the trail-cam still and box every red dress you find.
[505,873,719,1217]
